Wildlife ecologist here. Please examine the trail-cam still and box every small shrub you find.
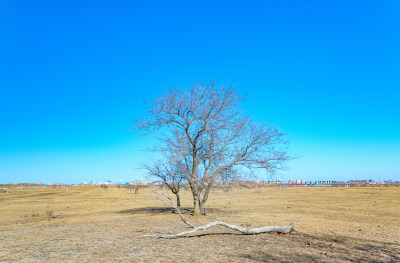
[31,211,40,217]
[46,210,54,217]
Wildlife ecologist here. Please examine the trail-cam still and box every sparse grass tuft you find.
[22,210,55,218]
[46,210,54,217]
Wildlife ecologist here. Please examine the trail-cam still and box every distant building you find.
[130,180,153,186]
[349,180,373,184]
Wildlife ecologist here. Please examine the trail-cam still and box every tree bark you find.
[199,202,206,215]
[176,193,181,208]
[192,191,202,216]
[140,222,294,238]
[198,177,217,215]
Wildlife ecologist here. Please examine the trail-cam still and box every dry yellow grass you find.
[0,185,399,262]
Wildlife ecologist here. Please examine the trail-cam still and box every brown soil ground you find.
[0,186,399,262]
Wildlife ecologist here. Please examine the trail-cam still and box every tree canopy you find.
[136,82,290,215]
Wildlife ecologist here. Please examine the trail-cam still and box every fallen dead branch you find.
[139,221,293,238]
[139,186,294,238]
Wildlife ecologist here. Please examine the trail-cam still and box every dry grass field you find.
[0,185,399,262]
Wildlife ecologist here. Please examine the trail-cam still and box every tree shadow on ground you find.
[117,207,236,216]
[237,232,400,263]
[202,208,238,215]
[172,231,290,239]
[116,207,193,215]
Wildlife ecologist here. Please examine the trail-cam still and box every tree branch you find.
[139,222,293,239]
[140,186,294,239]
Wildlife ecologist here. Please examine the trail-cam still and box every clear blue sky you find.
[1,1,399,184]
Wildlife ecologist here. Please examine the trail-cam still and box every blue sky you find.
[1,1,399,184]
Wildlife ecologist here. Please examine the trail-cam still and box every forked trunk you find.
[198,179,214,215]
[193,194,207,215]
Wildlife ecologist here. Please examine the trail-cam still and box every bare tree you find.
[143,160,185,208]
[136,81,290,215]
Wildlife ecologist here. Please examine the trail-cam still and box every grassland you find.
[0,186,399,262]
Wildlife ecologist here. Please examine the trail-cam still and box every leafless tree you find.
[136,81,290,215]
[142,160,185,208]
[125,184,140,194]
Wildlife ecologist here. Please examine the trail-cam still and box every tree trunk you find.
[176,193,181,208]
[192,191,202,216]
[199,202,206,215]
[198,178,216,215]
